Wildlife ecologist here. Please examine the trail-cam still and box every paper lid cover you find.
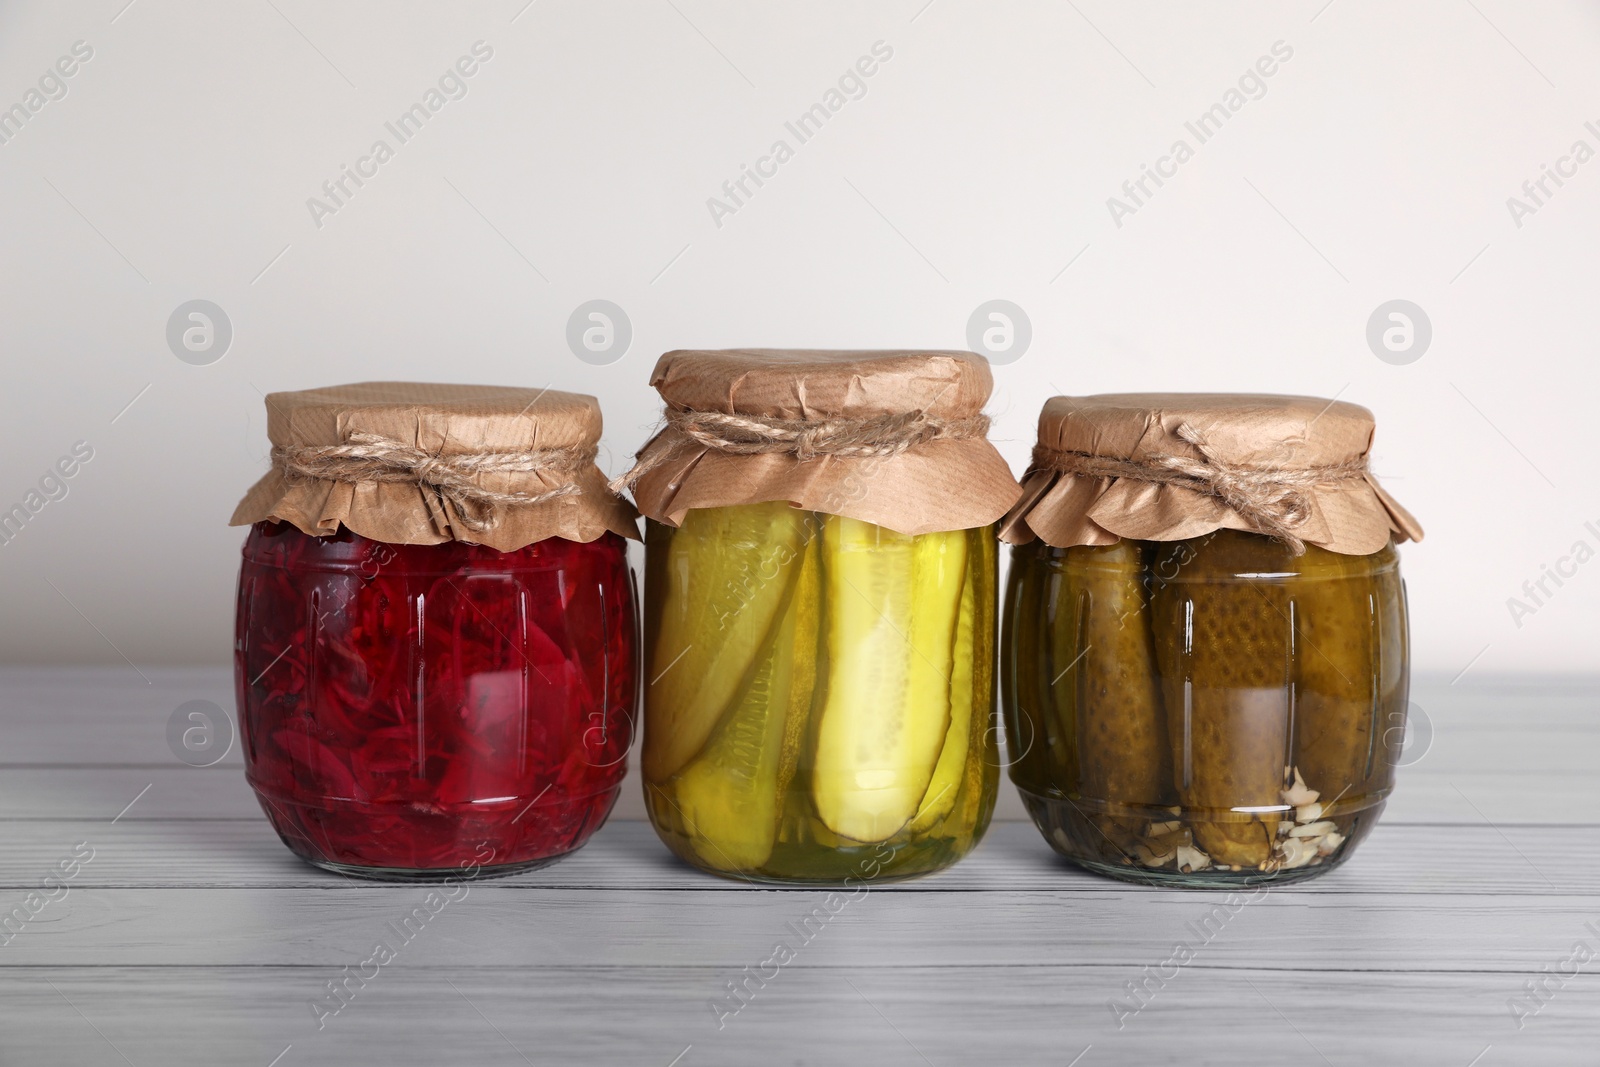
[230,381,640,548]
[999,393,1422,555]
[624,349,1022,536]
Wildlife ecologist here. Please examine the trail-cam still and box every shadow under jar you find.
[230,382,641,881]
[999,393,1423,886]
[618,348,1023,884]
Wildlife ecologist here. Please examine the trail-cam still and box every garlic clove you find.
[1281,767,1320,807]
[1133,843,1177,867]
[1290,821,1338,838]
[1280,837,1318,868]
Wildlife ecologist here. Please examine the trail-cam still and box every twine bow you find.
[1032,422,1368,555]
[274,431,594,533]
[609,407,989,494]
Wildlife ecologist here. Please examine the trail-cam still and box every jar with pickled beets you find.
[615,350,1023,884]
[229,382,640,880]
[999,394,1423,886]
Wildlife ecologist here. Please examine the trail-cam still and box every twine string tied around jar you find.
[609,407,992,493]
[1032,422,1369,555]
[273,431,595,533]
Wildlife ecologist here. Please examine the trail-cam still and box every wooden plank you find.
[2,667,1596,836]
[1410,673,1600,726]
[5,764,1600,827]
[0,670,1593,1064]
[0,767,262,821]
[3,668,1596,769]
[0,820,1589,898]
[3,876,1597,970]
[1,965,1586,1067]
[1383,770,1600,824]
[0,666,242,766]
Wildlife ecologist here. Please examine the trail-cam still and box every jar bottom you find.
[1063,852,1354,888]
[1016,787,1383,888]
[675,864,951,888]
[645,795,993,887]
[251,783,621,877]
[655,835,969,887]
[304,855,566,883]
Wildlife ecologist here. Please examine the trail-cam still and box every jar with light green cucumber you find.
[619,348,1022,884]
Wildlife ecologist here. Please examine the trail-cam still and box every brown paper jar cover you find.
[229,381,640,550]
[998,393,1423,556]
[626,349,1023,536]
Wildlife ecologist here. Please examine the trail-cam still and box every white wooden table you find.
[3,668,1595,1066]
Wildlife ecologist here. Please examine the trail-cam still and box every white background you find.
[0,0,1595,676]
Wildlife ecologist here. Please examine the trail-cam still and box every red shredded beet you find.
[234,522,637,875]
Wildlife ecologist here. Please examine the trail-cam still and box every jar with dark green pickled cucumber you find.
[998,394,1423,886]
[618,349,1022,884]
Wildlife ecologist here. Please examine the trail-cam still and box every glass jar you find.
[235,521,637,880]
[641,502,998,884]
[1002,529,1408,886]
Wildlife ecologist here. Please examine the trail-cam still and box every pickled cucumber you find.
[909,570,976,833]
[812,517,966,843]
[1038,562,1080,780]
[1151,531,1291,868]
[1001,545,1064,790]
[643,503,808,782]
[1293,542,1402,801]
[774,535,822,806]
[954,531,999,833]
[673,585,801,871]
[1060,542,1171,821]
